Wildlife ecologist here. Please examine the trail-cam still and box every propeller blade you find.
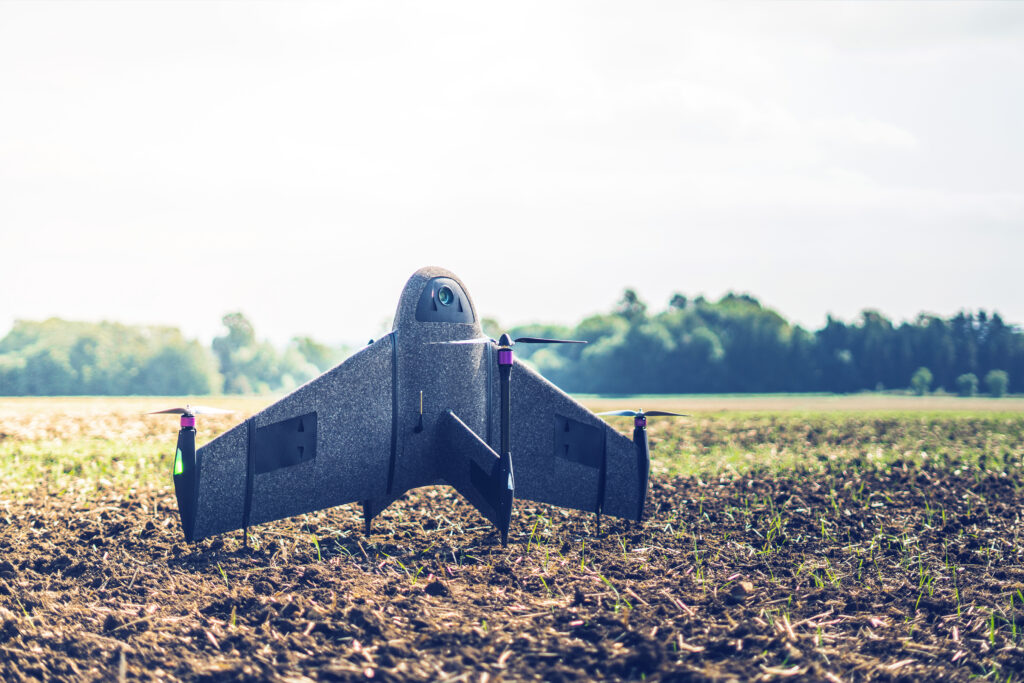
[431,334,586,347]
[596,409,688,417]
[430,337,496,345]
[513,337,587,345]
[147,406,234,416]
[189,406,235,415]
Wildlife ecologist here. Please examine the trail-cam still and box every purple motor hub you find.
[634,414,647,429]
[497,348,514,367]
[180,415,196,428]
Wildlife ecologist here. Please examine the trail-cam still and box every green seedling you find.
[527,518,540,554]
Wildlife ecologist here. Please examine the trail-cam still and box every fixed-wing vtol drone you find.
[155,267,682,546]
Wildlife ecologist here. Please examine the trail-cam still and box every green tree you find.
[137,342,221,395]
[212,312,325,394]
[0,355,27,394]
[575,314,630,343]
[955,373,978,397]
[0,319,220,395]
[816,317,861,393]
[480,317,502,340]
[615,289,647,323]
[910,367,933,396]
[985,369,1009,397]
[212,312,263,393]
[290,336,346,373]
[23,348,75,395]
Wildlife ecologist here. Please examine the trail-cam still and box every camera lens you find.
[437,285,454,306]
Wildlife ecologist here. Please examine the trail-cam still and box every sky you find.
[1,1,1022,347]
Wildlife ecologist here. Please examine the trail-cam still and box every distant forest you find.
[503,291,1018,396]
[0,291,1019,396]
[0,314,345,397]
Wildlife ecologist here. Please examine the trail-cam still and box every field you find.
[2,395,1024,681]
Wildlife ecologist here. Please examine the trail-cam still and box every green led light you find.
[173,448,184,475]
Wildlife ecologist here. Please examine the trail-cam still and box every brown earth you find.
[3,457,1024,681]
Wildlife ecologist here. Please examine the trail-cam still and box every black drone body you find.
[166,267,672,545]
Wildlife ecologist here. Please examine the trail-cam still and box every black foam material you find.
[255,412,317,474]
[554,414,604,469]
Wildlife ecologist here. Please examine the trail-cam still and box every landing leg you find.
[362,501,372,537]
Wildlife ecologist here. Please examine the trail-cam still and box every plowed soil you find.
[2,402,1024,681]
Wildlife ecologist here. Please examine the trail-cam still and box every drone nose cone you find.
[393,266,481,332]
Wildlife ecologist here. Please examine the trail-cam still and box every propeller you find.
[596,409,687,418]
[434,335,586,347]
[147,405,235,416]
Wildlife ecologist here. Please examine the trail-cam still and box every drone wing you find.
[507,362,644,521]
[179,336,394,542]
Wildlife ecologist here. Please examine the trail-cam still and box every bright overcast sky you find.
[1,1,1022,346]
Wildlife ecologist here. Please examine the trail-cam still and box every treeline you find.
[0,314,346,396]
[503,291,1021,395]
[0,293,1020,396]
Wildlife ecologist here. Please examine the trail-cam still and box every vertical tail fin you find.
[438,411,514,544]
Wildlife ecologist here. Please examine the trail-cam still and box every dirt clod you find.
[424,580,449,597]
